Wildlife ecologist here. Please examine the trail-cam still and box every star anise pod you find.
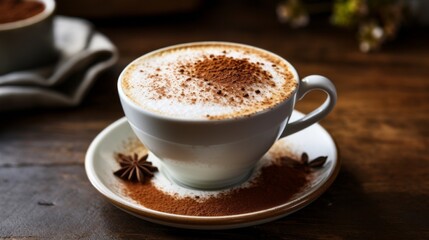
[280,152,327,171]
[114,153,158,183]
[307,155,328,168]
[301,152,309,165]
[301,152,327,169]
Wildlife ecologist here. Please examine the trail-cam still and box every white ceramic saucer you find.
[85,110,340,230]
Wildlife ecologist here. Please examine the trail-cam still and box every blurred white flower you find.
[358,22,385,52]
[276,0,309,28]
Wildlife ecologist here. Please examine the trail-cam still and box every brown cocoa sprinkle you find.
[154,86,166,98]
[255,90,261,94]
[0,0,45,24]
[122,155,312,216]
[156,68,160,71]
[222,50,227,54]
[191,55,275,104]
[123,46,298,120]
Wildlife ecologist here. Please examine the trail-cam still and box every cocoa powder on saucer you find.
[122,156,313,216]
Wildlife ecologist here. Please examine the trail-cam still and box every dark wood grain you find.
[1,0,428,239]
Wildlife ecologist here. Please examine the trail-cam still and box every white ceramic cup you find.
[118,42,337,189]
[0,0,57,75]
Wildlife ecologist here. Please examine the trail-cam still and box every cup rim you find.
[117,41,300,123]
[0,0,55,31]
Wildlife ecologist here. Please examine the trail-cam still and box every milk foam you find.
[121,43,297,120]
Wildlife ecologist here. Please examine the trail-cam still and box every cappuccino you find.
[0,0,45,24]
[121,43,297,120]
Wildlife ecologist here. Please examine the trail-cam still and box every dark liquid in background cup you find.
[0,0,45,24]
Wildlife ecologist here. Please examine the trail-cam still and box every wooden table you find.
[1,1,428,239]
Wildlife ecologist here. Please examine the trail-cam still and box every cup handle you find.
[280,75,337,137]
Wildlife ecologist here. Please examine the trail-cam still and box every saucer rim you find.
[85,111,340,229]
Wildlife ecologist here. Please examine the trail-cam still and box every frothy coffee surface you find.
[0,0,45,24]
[121,43,297,120]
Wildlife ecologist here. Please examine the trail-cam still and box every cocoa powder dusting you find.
[121,44,298,120]
[0,0,45,24]
[123,157,311,216]
[181,55,275,105]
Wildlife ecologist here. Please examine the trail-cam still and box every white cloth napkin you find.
[0,16,118,111]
